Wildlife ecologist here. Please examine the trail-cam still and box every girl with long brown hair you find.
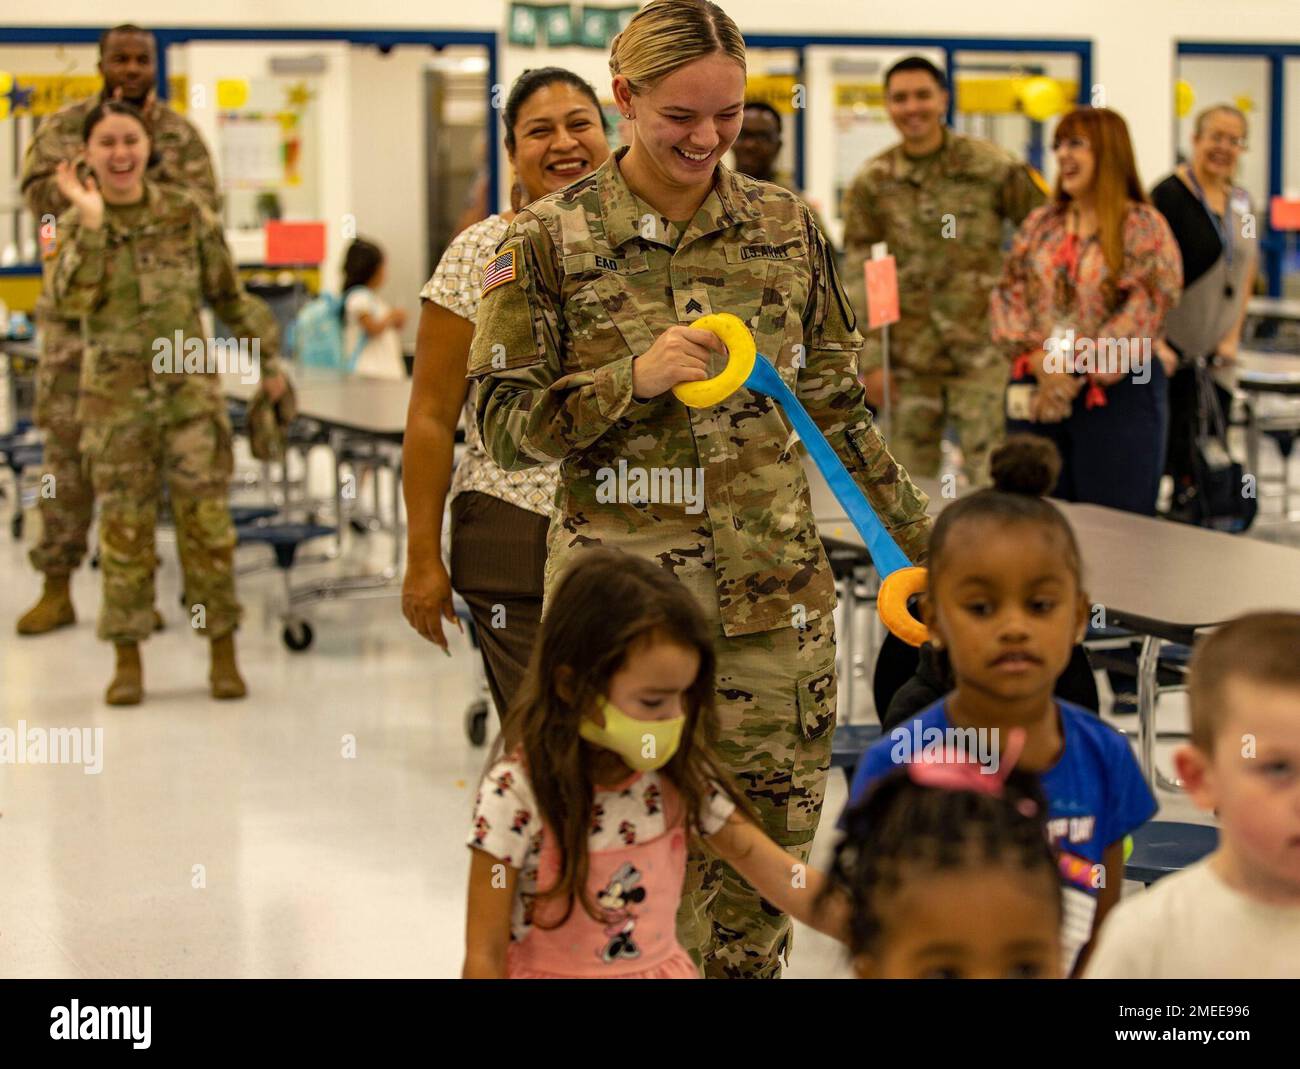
[991,106,1182,515]
[461,548,846,978]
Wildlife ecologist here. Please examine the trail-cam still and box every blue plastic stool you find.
[1124,821,1219,885]
[832,722,882,786]
[235,521,336,651]
[229,504,280,527]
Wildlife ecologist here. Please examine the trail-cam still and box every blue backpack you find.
[289,288,366,371]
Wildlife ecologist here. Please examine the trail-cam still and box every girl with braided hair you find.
[830,733,1063,979]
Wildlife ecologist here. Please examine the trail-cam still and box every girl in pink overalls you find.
[462,548,849,978]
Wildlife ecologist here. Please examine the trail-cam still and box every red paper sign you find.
[1270,197,1300,232]
[864,255,900,329]
[265,221,326,265]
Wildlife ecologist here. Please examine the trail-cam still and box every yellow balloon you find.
[1020,76,1066,122]
[216,79,249,109]
[1176,80,1195,119]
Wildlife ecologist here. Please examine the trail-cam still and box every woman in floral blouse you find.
[991,106,1183,515]
[401,69,612,717]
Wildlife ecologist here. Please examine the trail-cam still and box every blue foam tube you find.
[744,356,913,578]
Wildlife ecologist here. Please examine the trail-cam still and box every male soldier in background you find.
[732,100,834,247]
[17,23,219,635]
[841,55,1046,486]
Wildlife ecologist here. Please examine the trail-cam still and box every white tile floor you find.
[1,440,1295,979]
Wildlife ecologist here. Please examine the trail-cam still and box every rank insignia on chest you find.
[481,248,518,295]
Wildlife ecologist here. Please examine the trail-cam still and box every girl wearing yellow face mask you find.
[462,548,850,978]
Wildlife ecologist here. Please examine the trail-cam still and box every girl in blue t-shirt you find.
[846,435,1156,975]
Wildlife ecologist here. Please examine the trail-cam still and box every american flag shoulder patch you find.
[480,246,519,296]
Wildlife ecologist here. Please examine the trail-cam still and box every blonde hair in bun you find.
[609,0,746,96]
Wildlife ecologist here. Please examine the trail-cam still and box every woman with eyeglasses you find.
[1150,105,1258,520]
[991,106,1182,515]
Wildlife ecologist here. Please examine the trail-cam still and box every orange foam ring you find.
[877,566,929,647]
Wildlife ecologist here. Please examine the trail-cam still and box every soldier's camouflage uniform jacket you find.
[841,127,1046,376]
[468,147,931,640]
[50,181,279,433]
[24,93,220,330]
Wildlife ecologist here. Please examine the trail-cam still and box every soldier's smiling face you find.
[99,30,156,105]
[732,106,782,181]
[623,52,746,190]
[884,70,948,148]
[85,112,151,202]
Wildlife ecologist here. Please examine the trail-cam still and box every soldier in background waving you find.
[50,101,284,705]
[16,23,218,636]
[841,55,1046,487]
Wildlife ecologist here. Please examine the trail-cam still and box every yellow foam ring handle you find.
[878,566,929,647]
[671,312,757,408]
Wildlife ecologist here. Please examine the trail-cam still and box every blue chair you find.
[229,504,280,527]
[235,521,336,650]
[832,722,882,787]
[1124,821,1219,885]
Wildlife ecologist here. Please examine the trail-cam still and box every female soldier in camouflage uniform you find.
[468,0,931,977]
[51,101,286,705]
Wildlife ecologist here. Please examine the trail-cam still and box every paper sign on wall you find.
[1270,197,1300,232]
[265,221,326,265]
[864,255,899,329]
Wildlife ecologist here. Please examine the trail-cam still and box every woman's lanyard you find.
[1184,167,1236,298]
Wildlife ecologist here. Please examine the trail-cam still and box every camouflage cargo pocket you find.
[787,655,837,832]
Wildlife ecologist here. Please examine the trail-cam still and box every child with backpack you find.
[292,238,406,377]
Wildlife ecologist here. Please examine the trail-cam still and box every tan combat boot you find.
[106,642,143,706]
[16,575,75,635]
[209,633,248,700]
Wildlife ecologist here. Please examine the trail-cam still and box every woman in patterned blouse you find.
[991,106,1183,515]
[401,69,611,717]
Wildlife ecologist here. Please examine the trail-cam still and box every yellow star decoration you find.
[284,81,315,110]
[1234,93,1254,115]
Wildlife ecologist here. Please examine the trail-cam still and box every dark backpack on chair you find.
[874,632,1101,733]
[1185,357,1257,533]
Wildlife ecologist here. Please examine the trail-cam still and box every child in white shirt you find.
[1086,612,1300,978]
[341,238,407,379]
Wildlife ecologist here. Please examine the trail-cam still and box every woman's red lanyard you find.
[1052,214,1107,410]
